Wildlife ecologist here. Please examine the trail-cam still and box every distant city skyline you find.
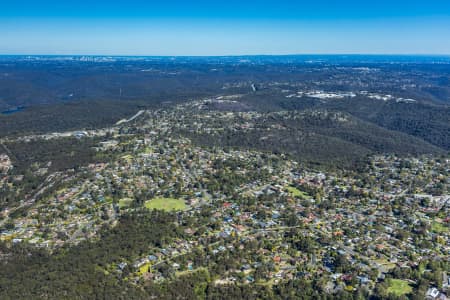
[1,0,450,55]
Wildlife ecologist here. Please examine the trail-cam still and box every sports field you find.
[387,279,412,296]
[144,198,186,211]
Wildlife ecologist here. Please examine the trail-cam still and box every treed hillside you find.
[180,110,444,169]
[234,93,450,152]
[0,211,178,299]
[0,99,187,137]
[0,210,374,300]
[0,56,449,169]
[322,99,450,151]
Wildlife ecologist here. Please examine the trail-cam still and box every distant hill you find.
[232,93,450,151]
[0,56,448,168]
[178,109,444,169]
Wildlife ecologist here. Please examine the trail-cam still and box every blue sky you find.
[1,0,450,55]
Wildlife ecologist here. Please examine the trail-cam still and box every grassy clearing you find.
[121,154,133,160]
[145,198,186,211]
[373,258,396,270]
[143,147,153,154]
[432,221,448,233]
[175,267,208,277]
[138,262,152,275]
[256,278,276,288]
[286,186,310,199]
[387,279,412,296]
[118,198,134,208]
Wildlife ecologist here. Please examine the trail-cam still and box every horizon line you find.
[1,53,450,57]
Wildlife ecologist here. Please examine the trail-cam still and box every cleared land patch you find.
[285,186,310,199]
[144,198,186,211]
[118,198,134,208]
[432,221,448,233]
[387,279,412,296]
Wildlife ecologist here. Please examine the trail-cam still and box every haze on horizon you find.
[1,0,450,56]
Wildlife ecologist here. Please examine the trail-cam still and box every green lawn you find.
[118,198,134,208]
[145,198,186,211]
[432,221,448,233]
[143,147,153,154]
[387,279,412,296]
[373,258,396,270]
[175,267,208,277]
[138,262,152,275]
[121,154,133,160]
[285,186,310,199]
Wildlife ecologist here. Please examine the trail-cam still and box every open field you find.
[144,198,186,211]
[285,186,310,199]
[387,279,412,296]
[432,221,448,233]
[373,258,396,271]
[118,198,134,208]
